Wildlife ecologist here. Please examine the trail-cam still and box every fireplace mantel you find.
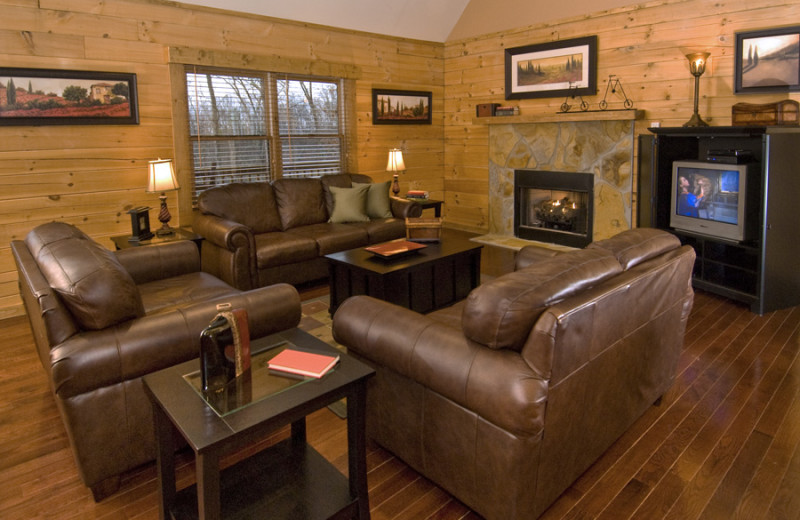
[474,109,644,125]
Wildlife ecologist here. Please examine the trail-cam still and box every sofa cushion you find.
[461,248,622,351]
[273,178,327,230]
[287,223,369,255]
[328,185,371,223]
[25,222,145,330]
[254,231,318,268]
[197,182,281,233]
[354,181,393,219]
[587,228,680,270]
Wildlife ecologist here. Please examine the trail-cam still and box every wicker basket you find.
[405,217,442,242]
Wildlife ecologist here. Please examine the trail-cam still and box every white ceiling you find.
[180,0,636,42]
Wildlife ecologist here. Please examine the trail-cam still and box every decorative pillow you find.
[353,181,392,219]
[328,184,370,223]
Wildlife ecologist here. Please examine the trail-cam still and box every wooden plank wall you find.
[0,0,444,318]
[442,0,800,233]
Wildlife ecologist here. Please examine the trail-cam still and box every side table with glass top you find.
[110,227,203,251]
[143,327,374,520]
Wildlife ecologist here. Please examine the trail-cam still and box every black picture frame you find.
[0,67,139,125]
[128,207,154,242]
[735,26,800,94]
[372,88,432,125]
[504,35,598,100]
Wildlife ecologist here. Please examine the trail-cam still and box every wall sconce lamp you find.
[146,158,180,236]
[683,52,710,127]
[386,148,406,196]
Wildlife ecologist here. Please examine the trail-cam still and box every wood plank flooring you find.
[1,242,799,519]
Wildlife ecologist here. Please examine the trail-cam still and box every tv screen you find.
[670,160,749,242]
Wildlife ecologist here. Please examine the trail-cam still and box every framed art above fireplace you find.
[504,35,597,100]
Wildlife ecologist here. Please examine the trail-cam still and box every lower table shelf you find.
[170,439,356,520]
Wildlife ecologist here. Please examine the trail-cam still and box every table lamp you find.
[386,148,405,196]
[683,52,710,127]
[146,158,180,236]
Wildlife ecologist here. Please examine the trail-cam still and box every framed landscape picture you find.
[505,36,598,100]
[735,26,800,94]
[0,68,139,125]
[372,88,431,125]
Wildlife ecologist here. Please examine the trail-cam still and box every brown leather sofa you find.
[332,228,696,520]
[193,173,422,290]
[12,222,302,500]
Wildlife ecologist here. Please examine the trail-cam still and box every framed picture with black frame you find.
[372,88,432,125]
[0,67,139,125]
[505,35,598,100]
[735,25,800,94]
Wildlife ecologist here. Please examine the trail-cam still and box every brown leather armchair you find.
[332,228,696,520]
[12,222,302,500]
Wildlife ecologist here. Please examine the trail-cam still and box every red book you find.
[268,348,340,379]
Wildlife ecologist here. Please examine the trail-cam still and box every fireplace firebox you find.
[514,170,594,248]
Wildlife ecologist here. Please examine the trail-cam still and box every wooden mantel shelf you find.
[473,109,645,125]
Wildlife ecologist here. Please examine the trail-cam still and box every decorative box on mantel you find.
[732,100,799,126]
[406,217,442,242]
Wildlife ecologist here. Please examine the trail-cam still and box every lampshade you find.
[686,52,710,77]
[386,149,406,173]
[146,159,179,193]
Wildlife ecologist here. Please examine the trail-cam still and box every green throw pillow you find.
[353,181,392,219]
[328,184,370,223]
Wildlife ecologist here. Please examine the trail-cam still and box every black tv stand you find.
[638,125,800,314]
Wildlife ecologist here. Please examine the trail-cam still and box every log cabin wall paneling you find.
[442,0,800,233]
[0,0,444,318]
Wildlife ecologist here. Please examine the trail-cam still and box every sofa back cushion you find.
[273,178,327,230]
[461,248,622,351]
[587,227,680,270]
[25,222,145,331]
[197,182,281,234]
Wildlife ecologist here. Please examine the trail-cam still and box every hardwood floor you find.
[2,242,799,519]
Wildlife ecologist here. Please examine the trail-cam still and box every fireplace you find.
[514,170,594,248]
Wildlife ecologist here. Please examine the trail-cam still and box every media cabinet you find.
[638,126,800,315]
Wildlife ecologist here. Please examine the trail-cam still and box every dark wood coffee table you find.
[325,235,482,316]
[143,328,374,520]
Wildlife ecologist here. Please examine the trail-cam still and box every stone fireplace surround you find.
[488,118,635,244]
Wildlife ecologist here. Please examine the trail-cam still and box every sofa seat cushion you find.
[462,248,623,351]
[346,218,407,244]
[273,178,327,230]
[287,223,369,255]
[254,232,318,269]
[26,222,145,331]
[138,272,239,315]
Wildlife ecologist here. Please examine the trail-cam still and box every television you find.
[670,160,754,243]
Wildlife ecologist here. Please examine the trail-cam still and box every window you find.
[186,69,345,203]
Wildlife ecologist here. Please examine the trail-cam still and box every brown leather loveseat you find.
[12,222,302,500]
[332,228,696,520]
[193,173,422,290]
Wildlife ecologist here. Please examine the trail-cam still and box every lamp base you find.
[156,193,175,236]
[391,174,400,196]
[683,112,709,127]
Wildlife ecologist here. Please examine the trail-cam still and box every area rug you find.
[298,294,349,418]
[470,233,576,252]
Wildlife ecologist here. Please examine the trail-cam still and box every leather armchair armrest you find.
[390,197,423,219]
[193,213,254,252]
[332,295,547,436]
[115,240,200,284]
[515,246,561,271]
[50,283,301,399]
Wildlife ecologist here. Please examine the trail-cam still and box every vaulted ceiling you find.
[180,0,636,42]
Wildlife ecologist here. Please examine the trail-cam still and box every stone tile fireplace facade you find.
[488,119,635,244]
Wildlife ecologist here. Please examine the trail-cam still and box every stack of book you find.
[494,106,519,116]
[268,348,340,379]
[406,190,429,199]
